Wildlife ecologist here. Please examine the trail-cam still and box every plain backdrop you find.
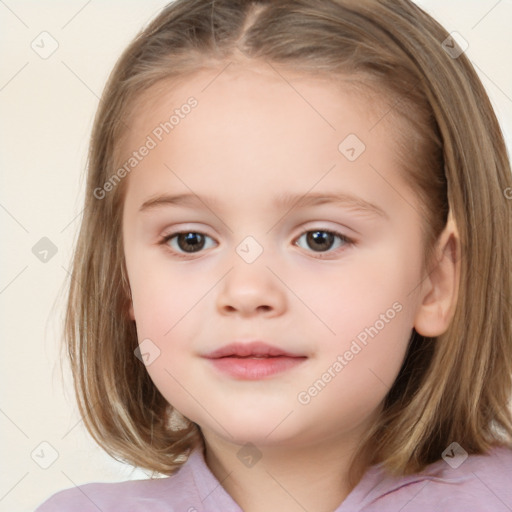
[1,1,511,511]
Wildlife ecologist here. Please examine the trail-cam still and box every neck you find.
[201,431,369,512]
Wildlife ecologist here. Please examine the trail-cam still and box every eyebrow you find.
[139,191,388,219]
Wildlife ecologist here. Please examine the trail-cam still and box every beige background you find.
[1,1,511,511]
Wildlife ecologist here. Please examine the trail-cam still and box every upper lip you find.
[203,341,305,359]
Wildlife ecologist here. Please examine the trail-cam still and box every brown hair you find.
[64,0,512,480]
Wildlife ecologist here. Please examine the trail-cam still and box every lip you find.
[203,341,307,380]
[204,341,303,359]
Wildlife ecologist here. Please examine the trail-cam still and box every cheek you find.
[128,256,209,338]
[300,242,422,340]
[297,243,421,392]
[128,265,210,416]
[294,298,414,434]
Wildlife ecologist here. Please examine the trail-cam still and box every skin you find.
[122,60,459,512]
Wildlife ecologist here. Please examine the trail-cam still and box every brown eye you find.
[163,232,215,255]
[306,231,335,252]
[295,230,351,254]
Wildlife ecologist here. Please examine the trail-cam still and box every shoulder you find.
[34,454,201,512]
[359,445,512,512]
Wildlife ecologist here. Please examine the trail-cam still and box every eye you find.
[161,231,216,256]
[295,229,353,257]
[160,228,353,259]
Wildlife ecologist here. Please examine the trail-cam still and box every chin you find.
[196,406,307,447]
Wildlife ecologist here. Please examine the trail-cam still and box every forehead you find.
[124,61,391,147]
[119,61,413,216]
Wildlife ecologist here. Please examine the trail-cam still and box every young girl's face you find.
[122,62,433,451]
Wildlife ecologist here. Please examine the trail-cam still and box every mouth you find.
[203,341,307,380]
[204,341,303,359]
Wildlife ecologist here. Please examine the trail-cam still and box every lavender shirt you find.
[35,445,512,511]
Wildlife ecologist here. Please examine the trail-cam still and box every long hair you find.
[64,0,512,478]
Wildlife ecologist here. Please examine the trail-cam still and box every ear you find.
[128,302,135,321]
[413,211,460,337]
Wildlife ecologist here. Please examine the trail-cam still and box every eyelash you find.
[159,228,354,260]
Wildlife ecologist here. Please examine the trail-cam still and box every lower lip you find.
[206,356,306,379]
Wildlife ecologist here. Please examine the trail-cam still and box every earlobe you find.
[414,212,460,338]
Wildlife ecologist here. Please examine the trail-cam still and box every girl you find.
[36,0,512,510]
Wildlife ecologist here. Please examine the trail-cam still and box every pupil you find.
[178,233,204,253]
[307,231,334,252]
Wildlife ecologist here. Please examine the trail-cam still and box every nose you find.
[216,256,287,318]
